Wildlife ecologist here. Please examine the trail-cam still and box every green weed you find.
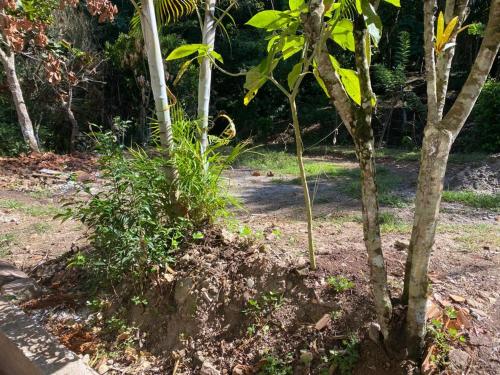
[322,335,360,375]
[258,354,293,375]
[427,312,466,369]
[326,276,354,293]
[0,233,16,257]
[442,190,500,211]
[0,199,63,217]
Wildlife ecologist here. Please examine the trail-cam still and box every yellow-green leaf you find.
[173,59,193,85]
[442,16,459,45]
[166,44,207,60]
[331,19,355,51]
[436,11,445,49]
[289,0,304,11]
[383,0,400,7]
[246,10,290,30]
[287,62,302,90]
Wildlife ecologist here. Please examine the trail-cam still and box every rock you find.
[315,314,331,331]
[97,363,110,374]
[448,349,470,373]
[368,322,382,344]
[201,361,220,375]
[232,364,253,375]
[174,278,194,305]
[245,278,255,289]
[449,294,466,303]
[394,240,409,251]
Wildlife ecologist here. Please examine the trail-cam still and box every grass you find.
[0,198,63,217]
[438,223,499,252]
[442,190,500,211]
[379,212,412,234]
[236,149,408,207]
[0,233,16,257]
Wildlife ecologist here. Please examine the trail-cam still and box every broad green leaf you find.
[383,0,400,6]
[289,0,304,11]
[209,50,224,63]
[329,55,361,105]
[313,68,330,98]
[287,62,303,90]
[282,35,305,59]
[325,3,341,18]
[267,35,280,52]
[166,44,207,60]
[361,0,382,45]
[331,19,355,51]
[246,10,290,30]
[244,58,279,105]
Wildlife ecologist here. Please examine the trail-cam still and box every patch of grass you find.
[30,222,52,235]
[438,223,499,251]
[0,198,63,217]
[379,212,412,234]
[442,190,500,211]
[0,233,16,257]
[328,212,363,225]
[28,189,53,199]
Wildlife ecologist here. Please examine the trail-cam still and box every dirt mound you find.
[445,155,500,193]
[29,229,399,375]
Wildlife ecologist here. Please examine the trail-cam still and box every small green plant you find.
[0,233,16,257]
[246,324,257,337]
[131,295,148,306]
[330,309,343,321]
[427,315,467,369]
[258,354,293,375]
[326,276,354,293]
[322,335,360,375]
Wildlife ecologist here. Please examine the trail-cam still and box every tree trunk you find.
[289,96,316,270]
[197,0,216,167]
[404,0,500,358]
[405,127,452,357]
[0,49,40,152]
[65,87,79,153]
[139,0,175,157]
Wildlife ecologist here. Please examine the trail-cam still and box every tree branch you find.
[424,0,439,125]
[441,0,500,135]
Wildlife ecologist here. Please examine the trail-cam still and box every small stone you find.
[448,349,470,373]
[245,278,255,289]
[368,322,381,344]
[449,294,466,303]
[97,363,109,374]
[315,314,331,331]
[201,361,220,375]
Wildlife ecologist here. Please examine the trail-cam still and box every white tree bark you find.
[139,0,175,156]
[0,48,40,152]
[405,0,500,358]
[197,0,217,165]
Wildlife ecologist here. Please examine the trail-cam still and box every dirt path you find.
[0,153,499,374]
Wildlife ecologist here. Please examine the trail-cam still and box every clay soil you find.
[0,151,498,375]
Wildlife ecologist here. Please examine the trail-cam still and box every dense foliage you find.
[0,0,497,154]
[63,112,242,287]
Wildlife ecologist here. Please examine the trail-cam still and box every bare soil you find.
[0,152,498,375]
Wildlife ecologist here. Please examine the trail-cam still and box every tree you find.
[0,0,117,152]
[302,0,396,339]
[404,0,500,357]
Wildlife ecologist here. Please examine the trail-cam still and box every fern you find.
[394,31,411,69]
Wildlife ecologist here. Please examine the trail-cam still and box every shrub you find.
[456,79,500,153]
[63,112,243,287]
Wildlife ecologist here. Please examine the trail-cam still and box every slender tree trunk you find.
[303,0,392,338]
[65,87,79,153]
[0,49,40,152]
[404,0,500,358]
[197,0,216,167]
[289,96,316,269]
[139,0,175,158]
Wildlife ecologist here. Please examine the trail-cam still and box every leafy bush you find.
[64,113,243,286]
[455,80,500,153]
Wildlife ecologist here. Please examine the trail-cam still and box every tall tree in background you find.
[0,0,116,152]
[404,0,500,357]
